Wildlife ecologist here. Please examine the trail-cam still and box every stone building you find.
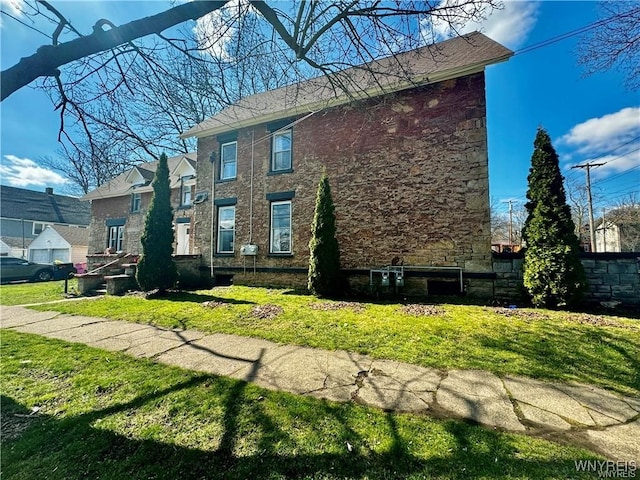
[181,32,513,294]
[82,153,197,256]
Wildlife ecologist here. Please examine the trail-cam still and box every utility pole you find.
[601,208,607,252]
[508,199,514,246]
[572,162,605,252]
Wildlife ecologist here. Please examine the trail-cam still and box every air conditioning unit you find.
[193,191,208,204]
[241,244,258,256]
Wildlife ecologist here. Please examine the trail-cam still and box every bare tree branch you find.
[1,0,229,100]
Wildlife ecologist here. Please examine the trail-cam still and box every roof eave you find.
[180,55,510,140]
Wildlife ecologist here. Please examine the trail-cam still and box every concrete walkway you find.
[1,305,638,461]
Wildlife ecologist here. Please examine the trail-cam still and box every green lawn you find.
[2,284,638,396]
[0,279,78,305]
[1,330,601,479]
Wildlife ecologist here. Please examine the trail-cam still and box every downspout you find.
[249,130,254,244]
[210,151,216,278]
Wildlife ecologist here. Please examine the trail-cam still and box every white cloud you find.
[0,155,69,187]
[194,0,252,60]
[0,0,23,16]
[559,107,640,154]
[422,0,539,49]
[559,107,640,179]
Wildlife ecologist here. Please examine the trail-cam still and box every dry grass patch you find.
[401,304,445,316]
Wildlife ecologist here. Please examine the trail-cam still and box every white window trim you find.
[108,225,124,251]
[32,222,48,235]
[217,205,236,253]
[181,182,192,207]
[270,200,292,254]
[272,129,292,172]
[220,141,237,180]
[131,192,141,212]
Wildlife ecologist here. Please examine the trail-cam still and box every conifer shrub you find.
[522,128,586,308]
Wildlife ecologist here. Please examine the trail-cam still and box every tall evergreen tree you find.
[522,128,586,308]
[136,153,178,293]
[308,172,342,297]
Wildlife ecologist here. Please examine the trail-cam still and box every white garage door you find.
[30,249,69,263]
[30,249,49,263]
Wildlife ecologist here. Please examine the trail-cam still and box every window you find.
[220,141,237,180]
[32,222,48,235]
[272,130,292,172]
[181,182,192,207]
[108,225,124,251]
[131,192,141,213]
[270,201,292,253]
[217,206,235,253]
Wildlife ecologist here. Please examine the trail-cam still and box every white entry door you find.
[176,223,190,255]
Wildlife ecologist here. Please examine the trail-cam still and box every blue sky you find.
[1,1,638,218]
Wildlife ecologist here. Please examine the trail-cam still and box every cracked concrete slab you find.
[555,383,639,424]
[517,402,572,430]
[369,359,441,393]
[45,321,148,344]
[242,345,369,395]
[582,419,640,461]
[11,314,105,335]
[0,306,59,327]
[357,375,432,412]
[436,370,525,431]
[504,376,595,427]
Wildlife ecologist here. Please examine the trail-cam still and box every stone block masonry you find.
[193,72,492,282]
[493,252,640,306]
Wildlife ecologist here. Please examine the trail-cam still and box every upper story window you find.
[181,182,192,207]
[270,200,292,254]
[131,192,141,213]
[32,222,49,235]
[272,130,292,172]
[220,141,237,180]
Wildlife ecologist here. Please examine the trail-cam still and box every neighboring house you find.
[181,32,513,293]
[28,225,89,266]
[0,186,90,258]
[595,210,640,252]
[0,237,31,258]
[82,153,198,255]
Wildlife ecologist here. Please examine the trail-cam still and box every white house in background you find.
[29,225,89,267]
[0,237,31,257]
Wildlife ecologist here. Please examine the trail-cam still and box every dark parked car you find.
[0,257,59,283]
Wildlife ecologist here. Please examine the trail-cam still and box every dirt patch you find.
[401,304,445,316]
[488,307,550,321]
[251,304,284,320]
[310,301,365,312]
[566,313,639,330]
[201,301,227,309]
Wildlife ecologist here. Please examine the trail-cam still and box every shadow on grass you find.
[145,291,256,305]
[474,324,640,395]
[1,380,598,480]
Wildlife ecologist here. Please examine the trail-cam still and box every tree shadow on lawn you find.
[1,380,598,480]
[475,324,640,395]
[142,290,256,305]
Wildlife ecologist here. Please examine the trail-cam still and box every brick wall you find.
[194,72,491,281]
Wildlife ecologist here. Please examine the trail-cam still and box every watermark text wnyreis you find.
[575,460,636,478]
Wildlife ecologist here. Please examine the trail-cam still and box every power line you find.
[515,6,640,56]
[0,10,52,39]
